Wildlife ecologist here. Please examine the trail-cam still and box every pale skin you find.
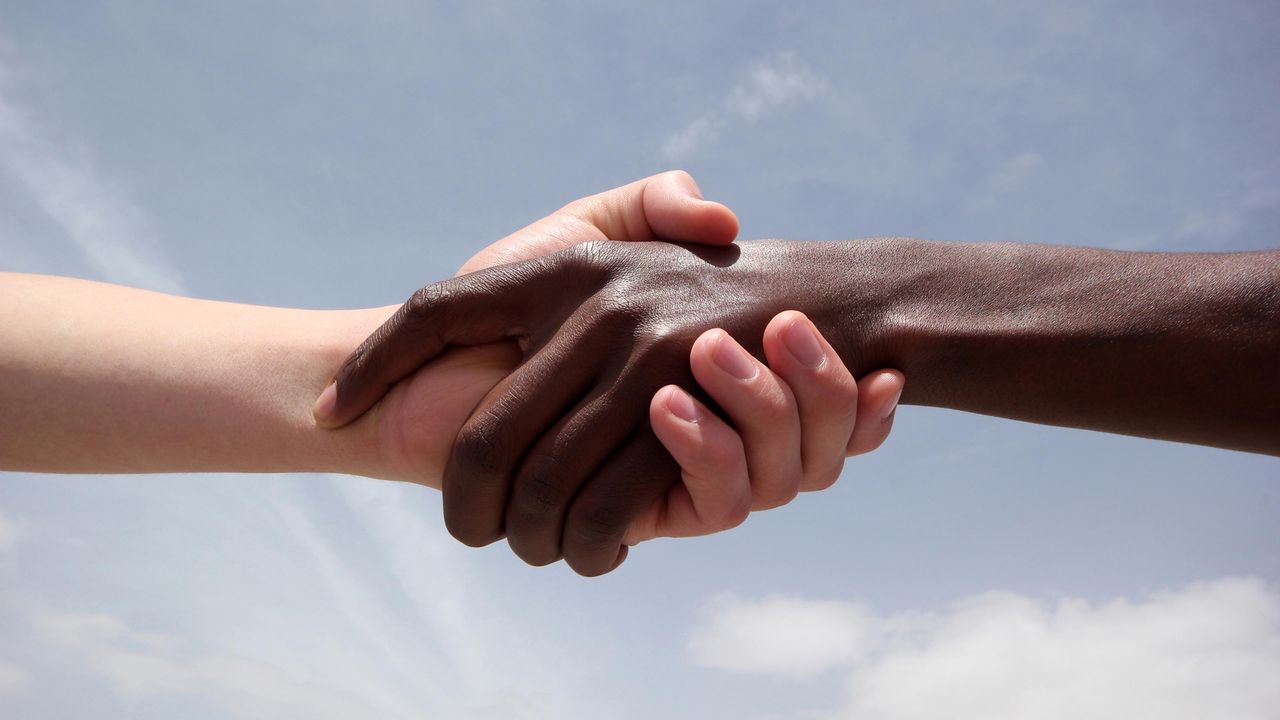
[0,172,905,552]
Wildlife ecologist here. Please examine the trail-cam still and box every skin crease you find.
[323,238,1280,576]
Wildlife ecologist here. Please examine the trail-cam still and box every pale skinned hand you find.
[626,313,903,547]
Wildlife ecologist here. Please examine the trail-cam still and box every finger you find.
[626,385,752,544]
[562,429,680,577]
[504,376,650,566]
[454,172,738,276]
[760,311,861,492]
[847,369,905,457]
[442,335,602,548]
[567,170,739,246]
[315,253,576,429]
[689,329,803,510]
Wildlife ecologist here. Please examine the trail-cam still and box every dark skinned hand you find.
[315,239,870,576]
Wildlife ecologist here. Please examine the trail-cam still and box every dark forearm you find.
[324,234,1278,503]
[825,238,1280,455]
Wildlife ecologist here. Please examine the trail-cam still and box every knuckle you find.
[803,463,844,492]
[664,168,694,185]
[397,284,455,347]
[578,293,638,335]
[512,452,569,519]
[853,425,892,456]
[717,494,752,531]
[515,548,560,568]
[338,339,374,383]
[564,239,616,271]
[750,385,794,425]
[444,514,501,548]
[824,371,860,408]
[505,528,562,567]
[629,322,699,374]
[802,371,859,422]
[567,556,613,578]
[754,469,802,510]
[774,484,803,509]
[701,434,746,474]
[556,197,588,217]
[452,529,496,548]
[405,282,449,321]
[567,500,630,549]
[636,321,696,352]
[752,495,785,512]
[452,416,509,480]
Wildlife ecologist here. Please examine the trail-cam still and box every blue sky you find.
[1,2,1278,718]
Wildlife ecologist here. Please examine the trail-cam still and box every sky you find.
[1,1,1278,718]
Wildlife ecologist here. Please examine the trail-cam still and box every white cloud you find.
[0,660,32,695]
[0,71,185,294]
[689,594,880,677]
[689,578,1280,719]
[727,52,827,122]
[663,52,827,161]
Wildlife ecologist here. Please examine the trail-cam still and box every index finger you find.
[314,255,570,428]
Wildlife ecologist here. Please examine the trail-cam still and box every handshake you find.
[310,171,906,576]
[5,171,1275,578]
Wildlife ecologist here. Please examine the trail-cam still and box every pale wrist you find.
[296,305,400,479]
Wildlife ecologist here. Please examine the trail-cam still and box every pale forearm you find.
[0,272,395,475]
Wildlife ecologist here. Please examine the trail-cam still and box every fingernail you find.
[312,380,337,424]
[782,319,826,369]
[712,334,758,380]
[880,389,902,421]
[666,387,701,423]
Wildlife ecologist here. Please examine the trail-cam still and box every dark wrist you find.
[780,237,919,378]
[789,236,998,407]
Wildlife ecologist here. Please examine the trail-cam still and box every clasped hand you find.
[316,172,903,576]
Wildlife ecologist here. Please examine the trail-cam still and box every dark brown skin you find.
[322,238,1280,576]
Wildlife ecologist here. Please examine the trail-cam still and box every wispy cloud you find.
[662,116,721,165]
[9,477,579,718]
[689,577,1280,718]
[663,52,827,161]
[726,53,827,122]
[323,477,577,715]
[225,476,578,718]
[36,611,410,718]
[0,69,185,294]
